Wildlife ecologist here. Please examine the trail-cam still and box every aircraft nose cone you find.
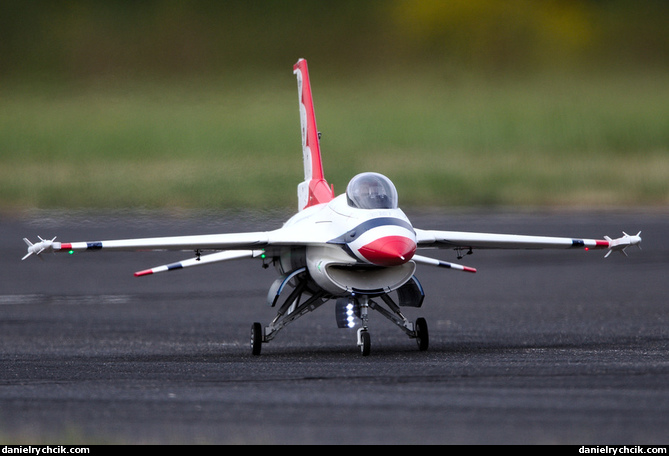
[358,236,416,267]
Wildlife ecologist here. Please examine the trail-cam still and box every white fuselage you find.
[270,194,418,296]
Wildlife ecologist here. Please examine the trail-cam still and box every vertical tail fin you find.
[293,59,334,211]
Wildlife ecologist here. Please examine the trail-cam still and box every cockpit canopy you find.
[346,172,398,210]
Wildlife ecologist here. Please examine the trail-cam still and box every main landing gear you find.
[350,295,429,356]
[249,270,429,356]
[359,316,428,354]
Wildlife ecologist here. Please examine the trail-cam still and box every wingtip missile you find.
[604,231,642,258]
[22,236,57,260]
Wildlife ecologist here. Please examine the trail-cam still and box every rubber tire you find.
[415,317,429,351]
[251,322,263,356]
[360,330,371,356]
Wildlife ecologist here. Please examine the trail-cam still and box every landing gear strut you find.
[250,269,328,356]
[356,295,371,355]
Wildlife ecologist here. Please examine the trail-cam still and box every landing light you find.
[346,304,356,328]
[336,298,359,329]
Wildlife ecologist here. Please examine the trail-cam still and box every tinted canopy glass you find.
[346,172,398,209]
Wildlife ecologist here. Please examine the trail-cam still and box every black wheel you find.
[415,317,429,351]
[360,330,371,356]
[251,322,263,356]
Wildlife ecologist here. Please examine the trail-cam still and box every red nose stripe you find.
[358,236,416,267]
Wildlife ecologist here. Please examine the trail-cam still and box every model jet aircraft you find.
[23,59,641,356]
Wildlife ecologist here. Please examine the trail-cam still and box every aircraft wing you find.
[415,229,641,257]
[22,223,332,262]
[22,226,331,276]
[22,219,338,259]
[23,232,271,256]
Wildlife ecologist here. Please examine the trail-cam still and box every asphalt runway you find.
[1,209,667,445]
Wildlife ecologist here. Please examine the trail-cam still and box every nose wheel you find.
[357,328,371,356]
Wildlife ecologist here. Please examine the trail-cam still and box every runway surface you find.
[1,209,667,444]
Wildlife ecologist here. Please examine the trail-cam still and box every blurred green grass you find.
[1,68,668,212]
